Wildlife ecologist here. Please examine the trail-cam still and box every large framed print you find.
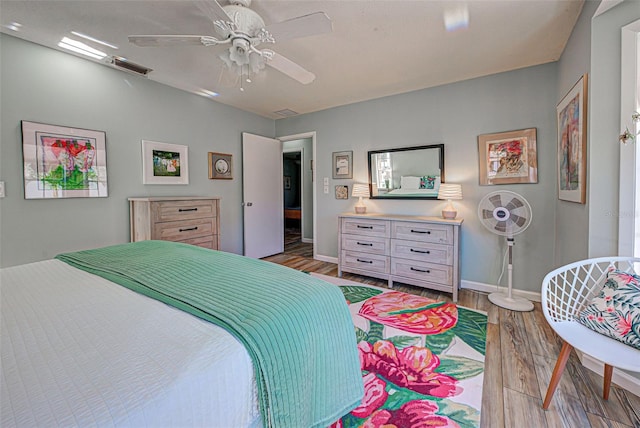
[142,140,189,185]
[21,120,108,199]
[557,74,588,204]
[477,128,538,185]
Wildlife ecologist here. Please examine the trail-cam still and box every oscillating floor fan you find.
[478,190,534,312]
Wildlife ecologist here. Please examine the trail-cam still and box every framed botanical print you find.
[21,120,108,199]
[332,151,353,179]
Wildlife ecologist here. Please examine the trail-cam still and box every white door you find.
[242,132,283,258]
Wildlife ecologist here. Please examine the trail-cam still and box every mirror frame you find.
[367,144,445,200]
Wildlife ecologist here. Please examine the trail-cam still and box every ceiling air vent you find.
[110,56,152,76]
[274,109,298,117]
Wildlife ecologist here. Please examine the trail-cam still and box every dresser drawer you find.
[391,239,453,265]
[152,199,216,222]
[341,250,389,274]
[342,234,389,255]
[392,221,453,245]
[179,235,218,250]
[342,218,390,238]
[153,218,216,241]
[391,258,452,285]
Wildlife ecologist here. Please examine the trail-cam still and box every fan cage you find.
[477,190,532,237]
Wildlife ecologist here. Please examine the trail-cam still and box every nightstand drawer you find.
[342,218,390,238]
[341,251,389,274]
[391,258,452,285]
[392,221,453,244]
[342,235,389,255]
[391,239,453,264]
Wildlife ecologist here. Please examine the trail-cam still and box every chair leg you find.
[543,341,573,410]
[603,364,613,400]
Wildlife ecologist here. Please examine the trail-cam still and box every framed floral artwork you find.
[557,74,588,203]
[21,120,108,199]
[335,185,349,199]
[142,140,189,184]
[477,128,538,185]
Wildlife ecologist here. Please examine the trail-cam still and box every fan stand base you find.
[488,292,534,312]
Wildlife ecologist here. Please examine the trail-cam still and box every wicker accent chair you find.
[541,257,640,410]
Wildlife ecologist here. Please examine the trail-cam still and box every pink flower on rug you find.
[360,400,461,428]
[358,340,461,397]
[358,291,458,334]
[351,372,389,418]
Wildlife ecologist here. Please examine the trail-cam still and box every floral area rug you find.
[311,274,487,428]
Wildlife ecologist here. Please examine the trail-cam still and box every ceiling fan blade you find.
[266,51,315,84]
[265,12,332,43]
[194,0,231,23]
[128,35,208,47]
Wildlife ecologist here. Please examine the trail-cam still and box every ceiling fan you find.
[128,0,332,86]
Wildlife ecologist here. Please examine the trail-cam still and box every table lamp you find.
[437,183,462,219]
[351,183,370,214]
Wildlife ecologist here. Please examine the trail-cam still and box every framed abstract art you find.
[477,128,538,185]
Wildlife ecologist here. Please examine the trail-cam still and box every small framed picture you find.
[332,151,353,179]
[208,152,233,180]
[142,140,189,185]
[335,185,349,199]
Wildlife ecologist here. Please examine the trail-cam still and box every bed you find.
[1,241,363,427]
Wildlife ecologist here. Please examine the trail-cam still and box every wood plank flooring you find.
[263,236,640,428]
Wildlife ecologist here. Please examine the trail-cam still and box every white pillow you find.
[400,176,421,189]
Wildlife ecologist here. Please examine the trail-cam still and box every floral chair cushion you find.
[575,269,640,350]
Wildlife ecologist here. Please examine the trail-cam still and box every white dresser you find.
[129,197,220,250]
[338,213,463,301]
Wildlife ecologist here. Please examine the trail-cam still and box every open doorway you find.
[283,150,302,245]
[282,135,314,258]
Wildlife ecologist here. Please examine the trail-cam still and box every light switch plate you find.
[0,181,5,198]
[323,185,329,194]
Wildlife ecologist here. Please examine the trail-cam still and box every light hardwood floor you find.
[263,236,640,428]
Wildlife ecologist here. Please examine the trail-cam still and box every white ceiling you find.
[0,0,584,119]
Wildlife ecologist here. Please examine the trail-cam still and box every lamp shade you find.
[352,183,370,198]
[437,183,463,200]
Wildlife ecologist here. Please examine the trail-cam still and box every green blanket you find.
[56,240,363,427]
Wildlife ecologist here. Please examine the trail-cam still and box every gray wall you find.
[276,63,559,293]
[589,0,640,258]
[554,0,598,267]
[0,34,274,267]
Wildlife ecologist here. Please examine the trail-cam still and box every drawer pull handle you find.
[411,267,431,273]
[357,225,373,229]
[410,249,430,254]
[179,226,198,232]
[411,229,431,234]
[357,259,373,264]
[179,208,198,212]
[357,242,373,246]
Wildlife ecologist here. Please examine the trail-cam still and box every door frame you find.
[278,131,317,259]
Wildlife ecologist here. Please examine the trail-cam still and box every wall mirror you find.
[368,144,445,199]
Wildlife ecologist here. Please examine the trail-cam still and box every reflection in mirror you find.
[368,144,445,199]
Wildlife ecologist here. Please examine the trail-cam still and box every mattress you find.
[1,259,261,427]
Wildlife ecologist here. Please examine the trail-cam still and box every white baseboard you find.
[579,353,640,396]
[461,280,541,302]
[315,254,338,264]
[301,237,313,244]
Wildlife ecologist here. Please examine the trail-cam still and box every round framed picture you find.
[208,152,232,179]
